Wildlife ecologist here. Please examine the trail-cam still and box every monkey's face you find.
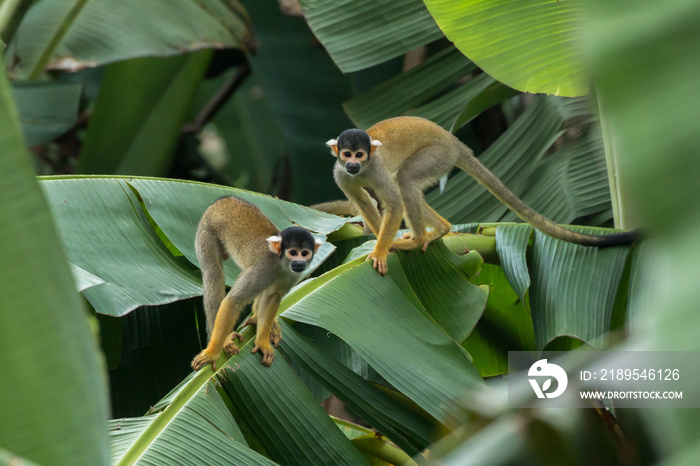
[284,247,314,273]
[339,148,368,176]
[326,129,382,177]
[268,227,323,274]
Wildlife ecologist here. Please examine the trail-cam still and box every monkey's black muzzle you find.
[291,261,307,273]
[345,163,361,175]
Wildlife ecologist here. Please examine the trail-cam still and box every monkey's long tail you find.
[455,147,640,247]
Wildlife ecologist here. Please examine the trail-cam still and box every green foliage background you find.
[1,0,699,465]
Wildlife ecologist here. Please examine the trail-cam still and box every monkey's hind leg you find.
[243,317,281,347]
[419,203,452,251]
[398,204,450,249]
[251,289,282,366]
[392,145,455,252]
[243,297,282,347]
[195,228,227,337]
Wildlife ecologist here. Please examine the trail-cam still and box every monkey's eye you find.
[301,251,309,257]
[356,152,364,158]
[289,249,298,255]
[343,151,351,157]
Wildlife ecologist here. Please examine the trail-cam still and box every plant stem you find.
[28,0,89,79]
[0,0,33,46]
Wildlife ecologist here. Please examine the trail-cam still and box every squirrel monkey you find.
[191,196,322,370]
[326,116,637,275]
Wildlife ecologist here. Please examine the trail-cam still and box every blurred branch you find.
[182,61,251,134]
[0,0,32,47]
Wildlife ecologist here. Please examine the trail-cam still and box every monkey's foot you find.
[367,251,389,275]
[270,320,282,348]
[191,349,218,371]
[252,341,276,366]
[243,315,258,327]
[223,332,243,354]
[420,231,445,252]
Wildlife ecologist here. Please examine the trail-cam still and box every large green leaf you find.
[299,0,443,73]
[0,63,109,466]
[11,81,82,146]
[219,350,370,466]
[130,178,344,277]
[111,380,277,466]
[282,256,485,423]
[423,0,587,96]
[9,0,250,78]
[39,177,203,316]
[529,228,632,349]
[398,241,489,342]
[494,224,533,304]
[463,263,535,376]
[38,176,346,316]
[79,51,212,176]
[280,321,436,457]
[111,308,373,465]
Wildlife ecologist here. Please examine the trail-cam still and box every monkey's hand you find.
[252,340,276,366]
[243,315,258,327]
[191,349,219,371]
[223,331,244,355]
[367,251,389,275]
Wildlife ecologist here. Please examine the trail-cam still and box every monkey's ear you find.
[267,236,282,255]
[370,139,382,154]
[325,138,339,156]
[314,238,323,253]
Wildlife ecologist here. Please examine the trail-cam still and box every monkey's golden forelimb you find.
[192,297,242,371]
[191,269,271,371]
[251,290,282,366]
[367,201,403,275]
[341,184,382,236]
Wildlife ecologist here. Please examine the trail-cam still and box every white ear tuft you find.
[371,139,382,147]
[325,138,338,147]
[267,235,282,254]
[315,238,324,246]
